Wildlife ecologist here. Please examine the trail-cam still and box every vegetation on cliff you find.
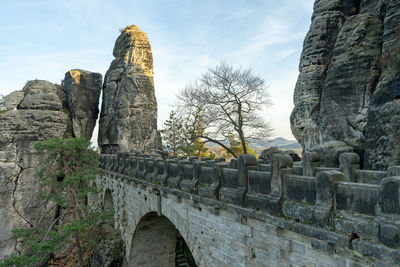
[0,137,114,267]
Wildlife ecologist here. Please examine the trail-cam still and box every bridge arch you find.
[127,212,198,267]
[98,177,207,266]
[103,189,113,210]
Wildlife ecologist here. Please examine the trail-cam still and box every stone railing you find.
[99,151,400,260]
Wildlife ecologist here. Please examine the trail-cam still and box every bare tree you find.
[177,62,273,157]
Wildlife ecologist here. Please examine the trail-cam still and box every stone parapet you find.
[99,152,400,254]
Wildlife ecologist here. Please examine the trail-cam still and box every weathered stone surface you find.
[18,80,63,111]
[335,182,380,215]
[99,25,161,154]
[339,152,360,182]
[64,69,102,139]
[364,0,400,169]
[0,109,69,259]
[97,165,400,266]
[314,170,344,228]
[91,229,125,267]
[319,14,382,150]
[4,91,24,110]
[291,0,400,170]
[291,10,346,149]
[0,74,102,259]
[379,176,400,214]
[310,141,353,167]
[259,147,301,164]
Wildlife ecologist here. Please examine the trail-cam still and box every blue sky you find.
[0,0,314,142]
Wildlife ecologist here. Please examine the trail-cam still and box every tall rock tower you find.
[99,25,161,154]
[291,0,400,170]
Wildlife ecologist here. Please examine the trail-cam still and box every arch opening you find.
[104,189,113,210]
[128,212,197,267]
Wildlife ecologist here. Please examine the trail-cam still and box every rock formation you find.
[64,69,102,139]
[291,0,400,170]
[0,73,101,259]
[4,91,24,110]
[98,25,161,154]
[259,147,301,164]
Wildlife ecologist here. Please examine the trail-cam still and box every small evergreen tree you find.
[181,111,214,158]
[0,137,113,267]
[160,111,185,156]
[224,132,256,159]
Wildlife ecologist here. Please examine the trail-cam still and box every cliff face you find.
[98,25,161,154]
[0,72,102,259]
[291,0,400,170]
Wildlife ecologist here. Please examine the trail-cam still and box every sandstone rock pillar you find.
[98,25,161,154]
[64,69,102,140]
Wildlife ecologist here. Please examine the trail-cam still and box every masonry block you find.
[123,157,131,175]
[333,211,379,242]
[302,152,320,177]
[388,166,400,177]
[106,155,113,171]
[136,157,146,179]
[219,155,255,206]
[180,163,198,194]
[356,170,388,184]
[379,176,400,214]
[247,170,272,210]
[282,174,316,222]
[248,171,272,195]
[285,175,316,203]
[112,156,119,172]
[129,156,138,178]
[257,164,271,172]
[219,168,242,205]
[154,158,169,185]
[311,238,333,254]
[188,156,198,164]
[379,221,400,248]
[167,160,190,189]
[145,158,156,182]
[336,182,379,215]
[339,152,360,182]
[230,158,238,169]
[198,163,225,200]
[247,154,292,215]
[293,162,303,176]
[314,170,343,228]
[117,152,129,173]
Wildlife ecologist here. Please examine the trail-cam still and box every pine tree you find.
[224,132,256,159]
[161,110,215,158]
[161,111,185,156]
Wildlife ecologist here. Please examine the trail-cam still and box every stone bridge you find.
[96,152,400,266]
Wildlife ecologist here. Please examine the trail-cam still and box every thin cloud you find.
[277,48,298,60]
[1,0,314,142]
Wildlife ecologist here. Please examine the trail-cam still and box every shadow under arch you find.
[103,189,113,210]
[127,212,197,267]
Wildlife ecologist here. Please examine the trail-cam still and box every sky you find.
[0,0,315,144]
